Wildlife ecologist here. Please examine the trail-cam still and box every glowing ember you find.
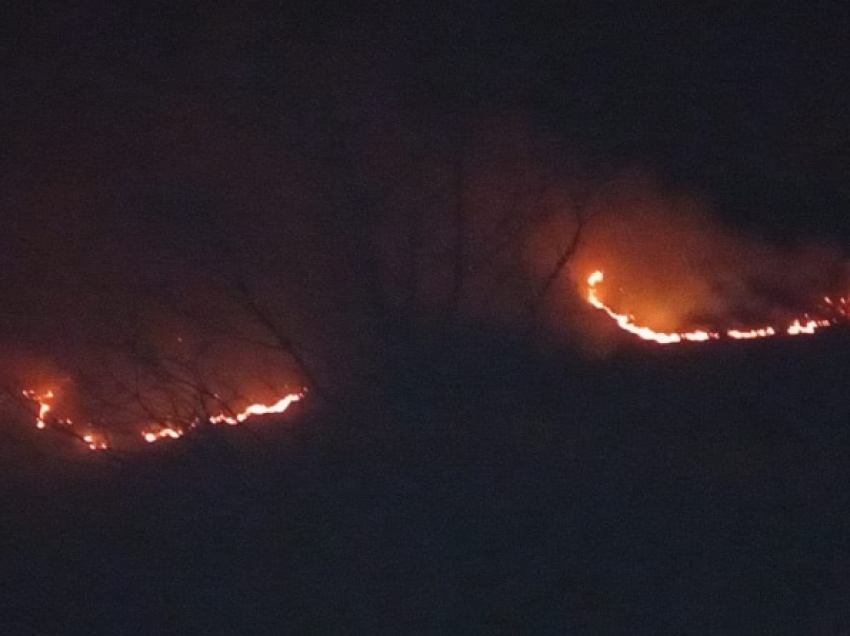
[82,432,109,451]
[586,270,836,344]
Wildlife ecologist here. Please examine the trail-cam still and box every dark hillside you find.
[3,330,849,634]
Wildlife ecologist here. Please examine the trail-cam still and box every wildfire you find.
[20,389,110,450]
[22,389,54,429]
[138,391,303,443]
[82,432,109,451]
[208,393,303,426]
[21,387,304,451]
[141,426,185,443]
[586,270,835,344]
[137,392,305,444]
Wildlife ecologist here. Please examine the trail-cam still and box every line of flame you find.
[22,389,304,451]
[21,390,110,450]
[586,270,833,344]
[141,392,304,443]
[142,426,185,444]
[22,389,53,429]
[208,393,303,426]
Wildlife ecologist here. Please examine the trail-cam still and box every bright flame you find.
[586,271,718,344]
[787,318,831,335]
[727,327,776,340]
[209,393,303,426]
[586,270,835,344]
[140,392,304,443]
[82,432,108,451]
[22,386,304,451]
[142,426,185,443]
[22,389,54,429]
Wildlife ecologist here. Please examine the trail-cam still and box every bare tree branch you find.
[529,186,592,318]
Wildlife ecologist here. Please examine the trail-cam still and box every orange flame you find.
[21,390,108,450]
[586,270,834,344]
[141,392,304,443]
[141,426,185,443]
[22,387,304,451]
[82,432,109,451]
[208,393,303,426]
[22,389,54,429]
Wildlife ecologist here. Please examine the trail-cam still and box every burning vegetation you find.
[8,167,850,456]
[547,175,850,349]
[586,269,839,344]
[19,386,303,453]
[2,115,849,457]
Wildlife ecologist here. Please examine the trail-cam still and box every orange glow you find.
[209,393,303,426]
[82,432,109,451]
[142,392,304,443]
[726,327,776,340]
[22,386,304,451]
[787,318,831,335]
[22,389,54,429]
[141,426,185,443]
[586,270,836,344]
[586,271,719,343]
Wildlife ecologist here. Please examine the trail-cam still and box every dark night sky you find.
[0,1,846,356]
[3,2,849,221]
[1,3,847,316]
[0,2,847,342]
[1,1,849,370]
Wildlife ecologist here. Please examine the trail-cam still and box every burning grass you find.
[585,270,840,344]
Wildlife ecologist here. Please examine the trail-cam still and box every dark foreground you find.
[2,331,849,635]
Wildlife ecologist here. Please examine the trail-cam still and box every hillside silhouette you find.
[3,326,849,634]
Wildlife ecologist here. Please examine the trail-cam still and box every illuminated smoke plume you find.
[552,174,850,344]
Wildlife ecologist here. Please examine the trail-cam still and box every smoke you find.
[3,97,848,445]
[545,172,849,339]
